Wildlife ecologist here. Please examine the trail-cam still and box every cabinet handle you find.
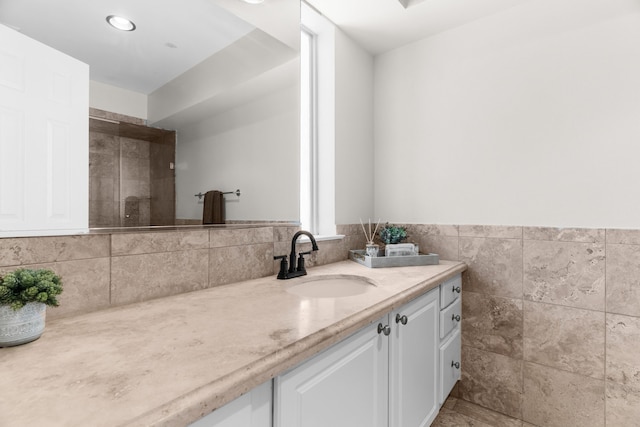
[395,314,408,325]
[377,323,391,336]
[452,314,461,322]
[451,361,460,369]
[452,286,461,294]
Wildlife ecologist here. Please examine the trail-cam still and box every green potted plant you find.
[0,268,63,347]
[379,223,408,244]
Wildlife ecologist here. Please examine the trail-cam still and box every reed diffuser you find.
[360,218,381,257]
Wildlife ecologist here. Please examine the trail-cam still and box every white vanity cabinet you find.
[189,381,272,427]
[274,287,439,427]
[196,272,463,427]
[438,274,462,405]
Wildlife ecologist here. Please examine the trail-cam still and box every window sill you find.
[298,234,345,243]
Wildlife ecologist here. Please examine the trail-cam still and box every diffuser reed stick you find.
[360,218,381,244]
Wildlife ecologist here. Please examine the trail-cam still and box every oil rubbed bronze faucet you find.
[273,230,319,280]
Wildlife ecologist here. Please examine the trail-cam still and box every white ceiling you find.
[0,0,256,94]
[0,0,550,94]
[305,0,535,55]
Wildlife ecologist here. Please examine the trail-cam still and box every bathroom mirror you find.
[0,0,300,232]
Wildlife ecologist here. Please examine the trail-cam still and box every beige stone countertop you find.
[0,259,466,427]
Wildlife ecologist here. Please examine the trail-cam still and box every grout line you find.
[604,228,608,426]
[108,235,113,306]
[521,231,526,423]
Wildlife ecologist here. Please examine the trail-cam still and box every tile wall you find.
[404,224,640,427]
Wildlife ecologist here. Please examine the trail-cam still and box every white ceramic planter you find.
[0,302,46,347]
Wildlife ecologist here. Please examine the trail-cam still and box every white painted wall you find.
[175,84,299,221]
[374,0,640,228]
[89,80,147,120]
[335,29,375,224]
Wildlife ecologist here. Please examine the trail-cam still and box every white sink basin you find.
[285,275,376,298]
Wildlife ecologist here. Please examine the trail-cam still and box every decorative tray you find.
[349,250,439,268]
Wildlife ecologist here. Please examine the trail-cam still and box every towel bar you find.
[195,189,241,200]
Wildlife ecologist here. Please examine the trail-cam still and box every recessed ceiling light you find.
[242,0,264,4]
[106,15,136,32]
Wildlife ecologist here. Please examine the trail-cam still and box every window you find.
[300,3,336,237]
[300,26,317,233]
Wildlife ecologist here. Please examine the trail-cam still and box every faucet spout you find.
[289,230,319,274]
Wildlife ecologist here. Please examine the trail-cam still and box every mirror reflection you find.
[0,0,300,230]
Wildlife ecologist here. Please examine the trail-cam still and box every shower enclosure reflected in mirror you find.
[0,0,301,231]
[89,115,176,228]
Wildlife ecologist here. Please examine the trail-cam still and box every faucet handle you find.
[274,255,288,279]
[297,251,312,272]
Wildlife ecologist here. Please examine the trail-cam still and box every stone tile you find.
[336,223,360,236]
[459,346,523,419]
[606,228,640,245]
[30,258,111,320]
[431,408,494,427]
[606,381,640,426]
[406,224,459,260]
[210,227,273,248]
[415,234,458,261]
[523,362,604,427]
[453,399,523,427]
[606,313,640,389]
[89,131,119,155]
[406,223,459,237]
[606,244,640,317]
[89,152,117,178]
[524,226,605,243]
[0,235,110,267]
[89,177,116,202]
[523,301,604,379]
[209,243,274,287]
[462,291,523,358]
[111,250,209,305]
[442,395,458,410]
[343,234,367,253]
[121,137,149,159]
[523,240,605,311]
[89,200,119,228]
[459,225,522,239]
[273,226,299,242]
[120,157,142,180]
[111,230,209,256]
[310,238,348,267]
[459,237,523,299]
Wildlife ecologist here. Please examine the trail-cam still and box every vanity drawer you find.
[439,328,461,405]
[439,274,462,309]
[439,297,461,339]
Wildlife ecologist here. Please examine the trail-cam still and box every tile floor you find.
[433,396,533,427]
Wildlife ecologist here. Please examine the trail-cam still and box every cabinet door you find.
[189,380,271,427]
[439,328,461,405]
[0,24,88,236]
[390,288,439,427]
[274,320,389,427]
[274,317,389,427]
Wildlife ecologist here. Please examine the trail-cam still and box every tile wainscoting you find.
[0,225,366,320]
[404,224,640,427]
[2,223,638,426]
